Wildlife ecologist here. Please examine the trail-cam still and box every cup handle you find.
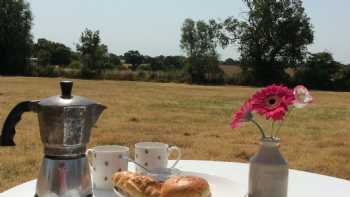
[168,145,182,168]
[86,149,95,170]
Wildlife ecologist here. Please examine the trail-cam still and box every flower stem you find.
[274,107,295,137]
[251,119,266,138]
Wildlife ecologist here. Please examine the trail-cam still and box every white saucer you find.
[145,168,182,181]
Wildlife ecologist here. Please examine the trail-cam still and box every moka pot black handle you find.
[0,101,35,146]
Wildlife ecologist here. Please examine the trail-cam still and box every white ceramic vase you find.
[248,138,288,197]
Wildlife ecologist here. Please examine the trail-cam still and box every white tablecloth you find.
[1,160,350,196]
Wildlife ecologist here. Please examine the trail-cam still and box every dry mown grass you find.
[1,77,350,191]
[219,65,242,75]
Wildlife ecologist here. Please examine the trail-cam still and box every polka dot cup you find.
[86,145,129,190]
[135,142,182,174]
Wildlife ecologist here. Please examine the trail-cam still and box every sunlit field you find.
[1,77,350,191]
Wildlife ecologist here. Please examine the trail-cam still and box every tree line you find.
[178,0,350,90]
[1,0,350,91]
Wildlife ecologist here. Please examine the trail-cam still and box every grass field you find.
[219,65,242,75]
[1,77,350,191]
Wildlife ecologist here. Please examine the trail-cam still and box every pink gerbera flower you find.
[230,100,253,129]
[251,84,295,121]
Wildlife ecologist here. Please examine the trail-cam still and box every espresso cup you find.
[86,145,129,190]
[135,142,182,174]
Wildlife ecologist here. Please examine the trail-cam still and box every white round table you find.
[1,160,350,196]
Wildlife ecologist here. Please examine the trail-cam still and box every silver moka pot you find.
[0,81,106,197]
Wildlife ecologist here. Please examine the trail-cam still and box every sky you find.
[29,0,350,64]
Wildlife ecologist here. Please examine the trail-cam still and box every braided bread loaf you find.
[112,171,211,197]
[112,171,162,197]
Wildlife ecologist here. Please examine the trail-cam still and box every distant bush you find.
[224,71,255,86]
[100,70,116,80]
[332,66,350,91]
[30,65,61,77]
[185,55,225,85]
[146,70,185,83]
[149,56,186,71]
[109,53,121,66]
[98,69,186,83]
[136,70,148,80]
[68,60,81,69]
[61,68,81,78]
[80,66,98,79]
[294,52,341,90]
[137,64,152,71]
[33,39,72,67]
[23,52,350,91]
[101,70,134,81]
[116,64,129,71]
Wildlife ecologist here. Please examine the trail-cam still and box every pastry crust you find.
[112,172,211,197]
[160,176,211,197]
[112,171,162,197]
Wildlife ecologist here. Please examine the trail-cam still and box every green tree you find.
[180,19,197,57]
[109,53,121,67]
[222,0,314,85]
[77,29,109,77]
[51,44,71,66]
[332,64,350,91]
[164,56,186,70]
[223,58,239,65]
[124,50,143,70]
[36,50,51,66]
[180,19,219,57]
[295,52,341,90]
[96,44,109,67]
[68,60,81,69]
[180,18,224,84]
[185,55,224,84]
[143,55,153,64]
[71,51,80,61]
[33,38,72,66]
[150,56,165,71]
[33,39,51,66]
[0,0,33,75]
